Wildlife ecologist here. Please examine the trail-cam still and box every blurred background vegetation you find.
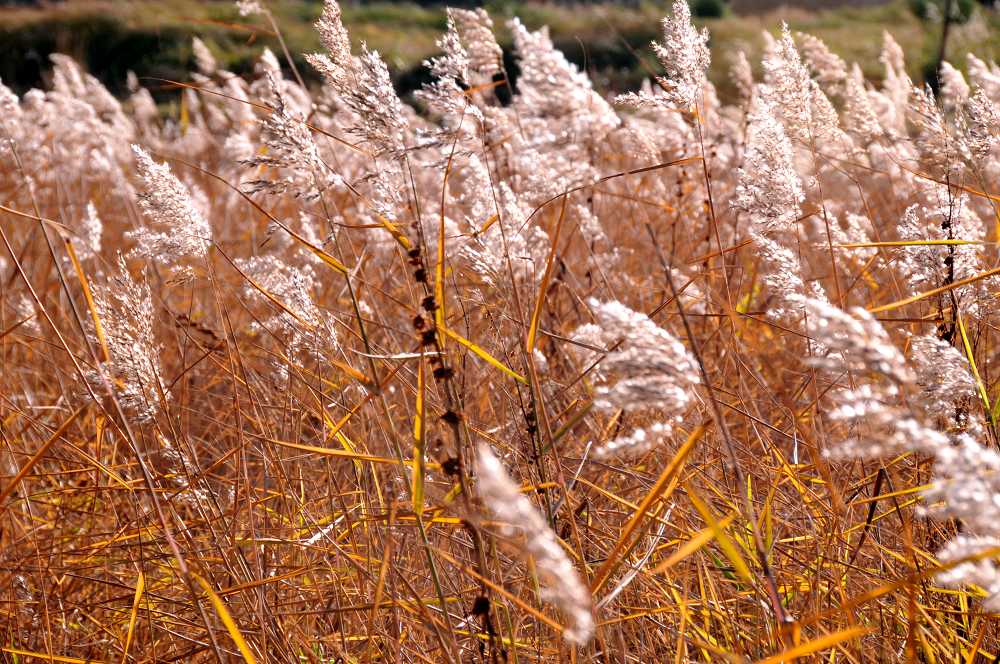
[1,0,999,106]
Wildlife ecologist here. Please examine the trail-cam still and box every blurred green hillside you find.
[2,0,1000,104]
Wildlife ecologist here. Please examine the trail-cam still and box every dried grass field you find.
[4,0,1000,661]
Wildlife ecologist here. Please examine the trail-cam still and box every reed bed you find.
[2,1,1000,661]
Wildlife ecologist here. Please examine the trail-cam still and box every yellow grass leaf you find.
[867,267,1000,314]
[64,238,110,362]
[956,311,991,417]
[591,424,706,593]
[193,574,258,664]
[685,484,754,585]
[268,437,438,469]
[2,647,104,664]
[754,626,872,663]
[526,195,567,354]
[652,515,736,575]
[120,572,145,663]
[439,325,527,384]
[375,213,412,251]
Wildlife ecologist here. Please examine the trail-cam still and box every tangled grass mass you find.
[5,0,1000,660]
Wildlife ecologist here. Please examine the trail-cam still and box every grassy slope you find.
[1,0,999,102]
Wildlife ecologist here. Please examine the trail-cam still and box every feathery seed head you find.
[89,260,164,422]
[729,51,755,105]
[965,87,1000,158]
[76,201,103,262]
[308,1,409,156]
[616,0,709,114]
[475,444,594,645]
[242,75,340,199]
[797,32,848,95]
[129,145,212,264]
[734,96,804,234]
[803,298,913,384]
[572,299,700,457]
[192,37,217,76]
[449,8,502,82]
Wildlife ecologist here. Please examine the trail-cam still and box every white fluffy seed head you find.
[129,145,212,265]
[475,444,594,645]
[572,299,700,457]
[616,0,709,114]
[734,95,804,234]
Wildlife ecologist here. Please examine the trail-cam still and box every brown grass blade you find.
[591,423,706,594]
[0,405,86,505]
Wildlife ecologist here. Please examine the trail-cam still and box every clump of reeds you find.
[3,0,1000,661]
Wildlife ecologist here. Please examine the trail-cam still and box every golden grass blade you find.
[895,163,1000,206]
[320,403,365,447]
[193,573,259,664]
[216,567,309,597]
[476,213,499,236]
[219,249,315,328]
[300,243,349,279]
[754,626,872,663]
[0,317,34,341]
[439,325,528,384]
[836,239,983,248]
[61,439,131,492]
[64,238,110,361]
[551,401,593,443]
[687,238,754,266]
[375,213,412,251]
[0,405,86,505]
[120,572,145,664]
[850,482,930,505]
[267,437,439,469]
[162,153,349,275]
[179,88,189,131]
[867,267,1000,313]
[591,424,706,594]
[526,195,567,354]
[652,515,736,575]
[573,478,672,529]
[328,358,373,386]
[1,646,104,664]
[963,621,989,663]
[685,484,754,585]
[0,202,71,234]
[955,311,992,418]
